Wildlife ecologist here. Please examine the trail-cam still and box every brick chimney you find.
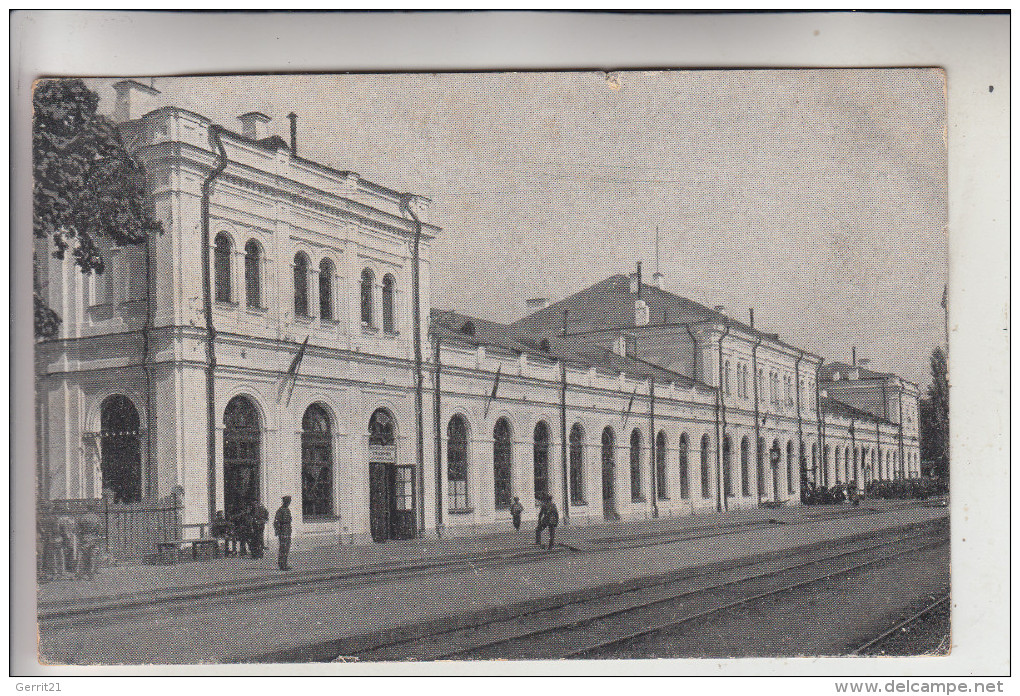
[112,79,160,122]
[238,111,271,141]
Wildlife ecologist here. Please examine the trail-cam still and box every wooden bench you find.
[156,538,222,564]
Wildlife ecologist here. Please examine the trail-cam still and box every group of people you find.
[37,500,105,581]
[507,493,559,550]
[211,500,269,559]
[211,496,293,570]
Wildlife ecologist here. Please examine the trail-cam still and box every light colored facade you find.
[35,82,923,546]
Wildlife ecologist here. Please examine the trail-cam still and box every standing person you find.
[75,507,104,579]
[542,497,559,550]
[37,500,61,580]
[273,496,293,570]
[509,496,524,531]
[535,494,559,549]
[250,500,269,559]
[211,511,231,556]
[55,510,79,577]
[237,504,255,557]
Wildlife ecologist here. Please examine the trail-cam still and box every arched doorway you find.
[786,441,795,495]
[722,435,733,498]
[301,404,333,519]
[368,408,414,542]
[100,395,142,503]
[224,396,261,518]
[740,436,750,496]
[493,418,513,510]
[601,427,616,519]
[570,423,586,505]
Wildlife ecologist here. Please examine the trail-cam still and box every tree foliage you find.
[33,78,162,337]
[919,346,949,478]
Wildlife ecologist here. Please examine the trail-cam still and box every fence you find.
[50,492,183,563]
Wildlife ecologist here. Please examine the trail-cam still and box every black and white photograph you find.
[11,10,1008,684]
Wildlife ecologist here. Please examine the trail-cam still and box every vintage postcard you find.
[26,68,957,669]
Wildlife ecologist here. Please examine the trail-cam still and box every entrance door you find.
[369,462,390,543]
[390,465,416,540]
[100,395,143,503]
[224,396,261,518]
[601,427,617,520]
[368,462,416,542]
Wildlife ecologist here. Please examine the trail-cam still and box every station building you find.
[34,81,922,546]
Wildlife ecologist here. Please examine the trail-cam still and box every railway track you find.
[852,593,951,656]
[259,521,948,662]
[40,503,932,633]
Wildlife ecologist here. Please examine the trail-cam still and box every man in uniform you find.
[535,494,559,550]
[249,500,270,559]
[231,505,252,557]
[273,495,293,570]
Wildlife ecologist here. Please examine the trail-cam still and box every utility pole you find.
[401,194,426,539]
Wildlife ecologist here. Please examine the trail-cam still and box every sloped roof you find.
[510,274,810,355]
[430,308,711,390]
[819,361,893,382]
[819,396,895,425]
[430,309,535,353]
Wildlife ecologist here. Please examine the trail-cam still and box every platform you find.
[37,499,939,611]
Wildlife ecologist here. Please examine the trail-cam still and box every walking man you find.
[509,496,524,531]
[274,495,293,570]
[535,494,559,550]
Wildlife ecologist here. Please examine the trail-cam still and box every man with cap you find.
[535,493,559,550]
[273,495,293,570]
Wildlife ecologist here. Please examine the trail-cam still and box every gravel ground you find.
[588,541,949,658]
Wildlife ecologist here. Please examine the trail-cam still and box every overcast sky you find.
[91,70,947,387]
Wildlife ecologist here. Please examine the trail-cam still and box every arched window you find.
[319,259,335,321]
[740,436,750,496]
[630,429,643,501]
[493,418,512,509]
[800,442,808,489]
[533,421,550,500]
[369,408,395,446]
[382,274,396,333]
[757,438,766,495]
[294,252,310,317]
[787,441,795,494]
[724,361,731,395]
[824,445,831,486]
[601,427,616,513]
[214,233,232,303]
[360,268,374,327]
[678,433,690,499]
[700,435,711,498]
[447,415,469,510]
[224,396,261,518]
[656,431,668,500]
[301,404,333,518]
[244,239,262,309]
[100,395,142,503]
[722,435,733,497]
[570,423,585,505]
[845,446,852,483]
